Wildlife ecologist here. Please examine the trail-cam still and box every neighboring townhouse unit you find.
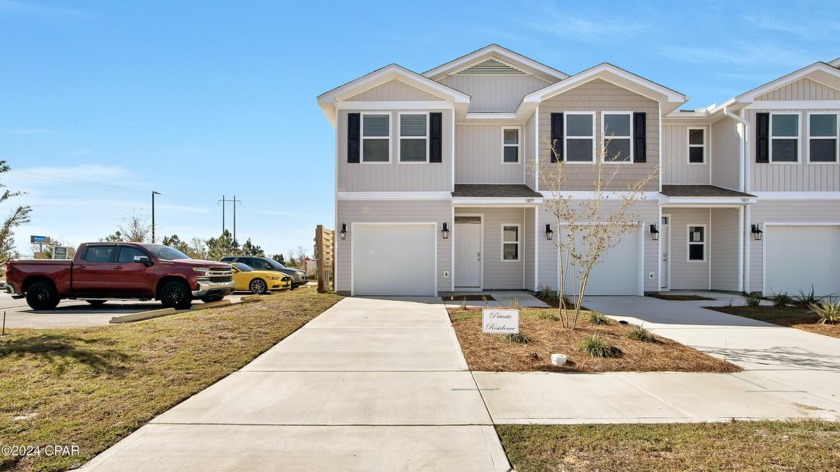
[318,45,840,297]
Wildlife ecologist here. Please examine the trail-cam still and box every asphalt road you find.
[0,292,250,330]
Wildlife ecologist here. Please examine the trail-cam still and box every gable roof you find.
[423,44,568,83]
[829,57,840,68]
[523,63,687,113]
[317,64,471,125]
[733,61,840,103]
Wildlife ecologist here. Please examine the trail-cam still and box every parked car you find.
[220,256,308,288]
[230,262,291,294]
[6,242,234,310]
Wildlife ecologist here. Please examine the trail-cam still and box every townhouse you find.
[317,45,840,298]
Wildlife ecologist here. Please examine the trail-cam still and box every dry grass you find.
[449,308,739,373]
[0,289,342,472]
[709,305,840,339]
[497,420,840,471]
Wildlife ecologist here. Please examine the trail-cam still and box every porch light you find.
[545,224,554,241]
[339,223,347,240]
[441,222,450,240]
[751,224,763,241]
[649,224,660,241]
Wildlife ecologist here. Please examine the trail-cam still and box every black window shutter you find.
[550,113,563,162]
[429,112,443,163]
[756,112,769,163]
[347,113,360,163]
[633,112,646,163]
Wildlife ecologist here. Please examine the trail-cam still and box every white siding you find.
[525,112,537,189]
[455,125,524,184]
[710,208,740,291]
[439,75,548,113]
[523,207,536,291]
[748,199,840,293]
[756,78,840,101]
[747,108,840,192]
[337,109,453,191]
[347,79,441,101]
[711,116,742,190]
[668,208,710,290]
[336,200,452,294]
[662,123,710,185]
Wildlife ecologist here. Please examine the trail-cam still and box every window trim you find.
[601,111,633,164]
[501,126,521,165]
[398,112,430,164]
[563,112,596,164]
[806,111,839,164]
[769,112,800,164]
[687,126,707,166]
[361,112,392,164]
[500,223,521,262]
[686,224,706,263]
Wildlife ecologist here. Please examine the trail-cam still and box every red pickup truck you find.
[6,242,235,310]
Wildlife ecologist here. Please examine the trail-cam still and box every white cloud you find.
[660,42,812,69]
[0,0,90,20]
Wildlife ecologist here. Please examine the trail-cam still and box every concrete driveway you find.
[82,297,509,471]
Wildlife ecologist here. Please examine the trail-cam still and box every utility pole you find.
[231,195,241,244]
[152,191,161,243]
[218,195,226,236]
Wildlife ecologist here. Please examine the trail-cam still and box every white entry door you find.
[661,215,670,290]
[455,220,482,288]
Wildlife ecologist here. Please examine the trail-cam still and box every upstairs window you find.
[602,112,632,163]
[565,113,595,162]
[399,113,428,163]
[688,128,705,164]
[362,113,390,163]
[502,225,520,261]
[770,113,798,162]
[809,113,838,163]
[502,128,520,163]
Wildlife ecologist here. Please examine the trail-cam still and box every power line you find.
[8,169,147,196]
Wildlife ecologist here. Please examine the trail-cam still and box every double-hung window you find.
[809,113,838,163]
[770,113,799,162]
[687,225,706,262]
[602,112,632,163]
[399,113,428,163]
[565,113,595,162]
[501,225,520,261]
[502,128,520,163]
[688,128,705,164]
[362,113,390,163]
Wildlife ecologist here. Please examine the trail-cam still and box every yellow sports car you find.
[230,262,291,294]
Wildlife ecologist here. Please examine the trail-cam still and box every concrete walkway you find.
[82,297,510,472]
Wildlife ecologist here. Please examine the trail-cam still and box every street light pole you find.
[152,191,161,243]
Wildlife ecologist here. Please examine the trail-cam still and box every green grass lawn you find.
[0,289,342,472]
[497,421,840,471]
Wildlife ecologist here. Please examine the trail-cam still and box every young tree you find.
[0,161,33,261]
[161,234,195,257]
[272,253,286,265]
[189,237,208,260]
[539,136,657,329]
[205,230,240,260]
[241,238,264,256]
[104,210,151,242]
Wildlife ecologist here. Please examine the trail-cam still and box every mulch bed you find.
[443,294,496,302]
[449,308,741,373]
[708,305,840,339]
[648,294,716,301]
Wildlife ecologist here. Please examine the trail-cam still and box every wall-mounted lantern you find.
[545,224,554,241]
[441,222,450,240]
[339,223,347,240]
[751,224,763,241]
[649,224,660,241]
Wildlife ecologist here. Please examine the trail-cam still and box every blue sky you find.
[1,0,838,257]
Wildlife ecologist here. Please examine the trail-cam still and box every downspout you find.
[723,106,750,293]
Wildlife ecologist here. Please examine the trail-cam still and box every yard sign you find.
[482,309,519,334]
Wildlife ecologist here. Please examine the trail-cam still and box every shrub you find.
[793,286,825,308]
[810,300,840,324]
[742,291,763,307]
[537,286,559,303]
[578,333,621,358]
[588,311,611,325]
[628,324,658,343]
[505,332,531,344]
[537,311,561,321]
[771,291,792,307]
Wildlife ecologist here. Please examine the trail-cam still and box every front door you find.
[455,217,482,288]
[661,215,670,290]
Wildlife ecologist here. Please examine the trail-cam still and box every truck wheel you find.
[160,281,192,309]
[26,281,60,310]
[86,300,107,306]
[249,278,268,294]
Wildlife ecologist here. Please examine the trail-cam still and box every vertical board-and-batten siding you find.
[537,79,660,192]
[439,75,549,113]
[335,200,452,294]
[662,123,710,185]
[525,113,537,189]
[710,208,740,291]
[456,125,524,184]
[347,79,443,102]
[711,116,741,190]
[523,208,536,291]
[668,208,710,290]
[747,200,840,293]
[337,109,452,192]
[755,78,840,101]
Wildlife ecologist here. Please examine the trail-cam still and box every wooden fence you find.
[314,225,335,293]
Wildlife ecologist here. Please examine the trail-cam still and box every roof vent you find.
[458,59,523,75]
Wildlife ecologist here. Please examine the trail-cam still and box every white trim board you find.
[337,101,455,111]
[745,100,840,110]
[751,192,840,200]
[540,191,660,200]
[337,191,452,201]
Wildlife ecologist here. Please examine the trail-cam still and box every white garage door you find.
[766,226,840,296]
[353,224,436,296]
[564,229,641,295]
